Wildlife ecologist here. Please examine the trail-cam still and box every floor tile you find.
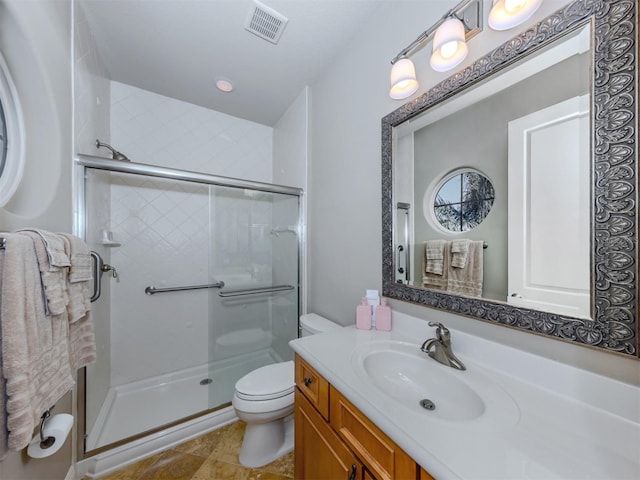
[191,458,251,480]
[97,454,162,480]
[259,451,294,478]
[137,450,206,480]
[173,427,228,458]
[94,421,295,480]
[207,421,246,465]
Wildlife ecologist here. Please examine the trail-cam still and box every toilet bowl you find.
[232,313,342,468]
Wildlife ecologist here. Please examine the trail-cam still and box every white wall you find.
[0,0,73,233]
[307,0,640,386]
[0,1,74,478]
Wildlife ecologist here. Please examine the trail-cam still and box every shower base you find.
[86,348,283,451]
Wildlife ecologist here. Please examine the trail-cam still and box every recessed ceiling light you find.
[215,77,234,93]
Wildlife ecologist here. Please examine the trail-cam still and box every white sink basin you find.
[351,340,520,429]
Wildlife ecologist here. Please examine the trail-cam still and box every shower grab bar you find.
[219,284,295,297]
[145,281,225,296]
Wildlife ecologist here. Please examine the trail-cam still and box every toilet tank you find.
[299,313,342,337]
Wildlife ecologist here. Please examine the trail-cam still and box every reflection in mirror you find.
[382,0,638,356]
[395,24,590,312]
[433,170,495,233]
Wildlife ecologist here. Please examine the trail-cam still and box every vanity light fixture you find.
[430,17,469,72]
[488,0,543,31]
[389,0,483,99]
[390,57,419,100]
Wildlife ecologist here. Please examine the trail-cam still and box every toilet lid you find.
[235,361,294,400]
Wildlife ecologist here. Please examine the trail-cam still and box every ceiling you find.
[81,0,384,126]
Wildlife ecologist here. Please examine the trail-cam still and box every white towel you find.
[17,229,71,270]
[58,234,92,323]
[451,239,470,268]
[0,233,74,450]
[19,231,69,316]
[424,240,446,275]
[58,234,97,371]
[58,233,92,283]
[423,241,449,290]
[447,240,484,297]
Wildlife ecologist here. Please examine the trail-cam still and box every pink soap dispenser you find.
[375,297,392,331]
[356,297,372,330]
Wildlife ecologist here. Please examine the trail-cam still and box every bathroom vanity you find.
[289,314,640,479]
[294,354,432,480]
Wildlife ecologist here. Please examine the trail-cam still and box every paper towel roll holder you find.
[39,406,56,449]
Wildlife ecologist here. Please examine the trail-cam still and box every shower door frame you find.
[73,154,303,459]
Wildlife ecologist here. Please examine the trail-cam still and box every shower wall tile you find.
[109,175,210,387]
[110,82,273,182]
[109,85,274,387]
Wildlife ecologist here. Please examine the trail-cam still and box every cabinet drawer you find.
[330,387,417,480]
[295,354,329,420]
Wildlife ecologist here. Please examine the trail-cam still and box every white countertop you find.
[289,313,640,479]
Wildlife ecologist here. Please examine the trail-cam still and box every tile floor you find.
[96,421,294,480]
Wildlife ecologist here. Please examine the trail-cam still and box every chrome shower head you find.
[96,139,130,162]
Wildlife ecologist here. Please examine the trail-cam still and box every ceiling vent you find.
[244,0,288,45]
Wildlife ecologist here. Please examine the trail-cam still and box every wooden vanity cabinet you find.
[294,354,435,480]
[295,389,363,480]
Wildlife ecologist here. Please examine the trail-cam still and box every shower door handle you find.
[91,251,118,302]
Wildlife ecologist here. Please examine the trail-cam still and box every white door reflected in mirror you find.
[507,94,590,318]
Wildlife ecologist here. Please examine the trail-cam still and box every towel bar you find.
[145,281,225,295]
[218,284,295,297]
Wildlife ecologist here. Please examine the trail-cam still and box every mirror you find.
[382,1,638,357]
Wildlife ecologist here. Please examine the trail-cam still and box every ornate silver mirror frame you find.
[381,0,638,357]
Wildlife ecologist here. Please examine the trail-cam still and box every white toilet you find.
[232,313,342,468]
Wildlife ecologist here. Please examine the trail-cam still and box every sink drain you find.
[420,399,436,411]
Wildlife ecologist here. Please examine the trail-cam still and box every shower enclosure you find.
[76,155,301,454]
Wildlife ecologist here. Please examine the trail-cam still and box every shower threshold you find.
[86,348,282,451]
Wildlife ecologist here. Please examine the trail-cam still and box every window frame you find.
[0,51,25,207]
[429,168,495,233]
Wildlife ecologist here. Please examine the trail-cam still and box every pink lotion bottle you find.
[375,297,392,331]
[356,297,372,330]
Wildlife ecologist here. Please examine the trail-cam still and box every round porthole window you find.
[432,169,495,232]
[0,52,25,207]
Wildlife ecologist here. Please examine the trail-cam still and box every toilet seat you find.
[235,361,294,401]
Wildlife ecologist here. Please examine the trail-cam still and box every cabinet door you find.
[330,387,417,480]
[295,389,363,480]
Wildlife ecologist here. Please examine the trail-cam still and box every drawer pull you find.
[303,377,313,387]
[348,464,357,480]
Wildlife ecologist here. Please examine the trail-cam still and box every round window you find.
[0,52,24,207]
[432,169,495,232]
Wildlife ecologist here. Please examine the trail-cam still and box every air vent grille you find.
[245,0,288,44]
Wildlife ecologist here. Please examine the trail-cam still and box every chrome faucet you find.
[420,322,466,371]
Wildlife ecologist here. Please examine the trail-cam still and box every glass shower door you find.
[81,165,300,454]
[206,186,300,408]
